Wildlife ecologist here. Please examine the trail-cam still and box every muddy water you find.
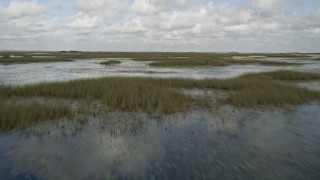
[0,102,319,179]
[0,57,319,86]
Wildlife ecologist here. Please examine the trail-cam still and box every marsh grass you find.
[0,71,320,130]
[240,70,320,81]
[100,60,122,65]
[0,78,192,114]
[229,82,320,106]
[149,59,230,67]
[0,57,73,64]
[231,53,313,58]
[149,59,301,67]
[1,71,319,110]
[0,98,71,130]
[0,71,319,130]
[1,51,317,63]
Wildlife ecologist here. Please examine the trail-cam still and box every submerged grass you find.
[100,60,122,65]
[0,97,71,130]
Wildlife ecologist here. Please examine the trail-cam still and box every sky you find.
[0,0,319,52]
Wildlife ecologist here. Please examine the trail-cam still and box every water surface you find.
[1,57,319,86]
[0,103,319,179]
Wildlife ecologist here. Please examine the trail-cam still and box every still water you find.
[0,103,319,179]
[0,58,319,86]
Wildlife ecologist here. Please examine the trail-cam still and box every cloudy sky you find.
[0,0,319,52]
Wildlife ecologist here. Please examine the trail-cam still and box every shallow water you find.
[0,103,320,179]
[1,57,320,179]
[296,81,320,91]
[0,57,319,86]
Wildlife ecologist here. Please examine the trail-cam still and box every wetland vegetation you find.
[1,51,319,65]
[149,58,301,67]
[0,56,73,64]
[0,70,319,130]
[0,51,320,180]
[0,97,71,130]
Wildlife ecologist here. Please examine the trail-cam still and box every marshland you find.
[0,51,320,179]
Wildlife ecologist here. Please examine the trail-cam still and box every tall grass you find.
[1,71,319,111]
[1,72,319,130]
[228,81,320,106]
[0,78,192,114]
[0,97,71,130]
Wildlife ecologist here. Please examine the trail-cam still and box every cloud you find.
[2,0,47,19]
[66,13,101,29]
[0,0,60,42]
[0,0,319,52]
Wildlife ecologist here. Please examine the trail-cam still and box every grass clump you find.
[0,97,71,131]
[100,60,122,66]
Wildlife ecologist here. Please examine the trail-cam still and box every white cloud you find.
[251,0,281,10]
[66,13,101,29]
[3,0,47,19]
[0,1,60,43]
[0,0,319,52]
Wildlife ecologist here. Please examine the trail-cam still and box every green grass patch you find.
[100,60,122,65]
[0,97,71,131]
